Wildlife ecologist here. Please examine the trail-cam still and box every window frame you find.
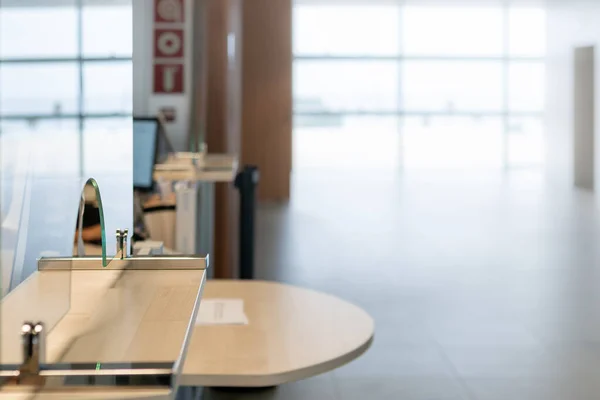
[0,0,134,175]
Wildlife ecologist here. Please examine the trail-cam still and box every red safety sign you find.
[154,0,184,23]
[153,0,185,94]
[154,64,184,94]
[154,29,184,58]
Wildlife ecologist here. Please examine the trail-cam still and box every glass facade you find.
[0,0,133,120]
[293,3,546,168]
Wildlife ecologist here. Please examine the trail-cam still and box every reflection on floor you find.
[206,168,600,400]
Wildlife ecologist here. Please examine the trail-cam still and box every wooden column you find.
[193,0,292,277]
[196,0,242,278]
[241,0,293,202]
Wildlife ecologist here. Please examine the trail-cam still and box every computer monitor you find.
[133,116,176,190]
[133,118,159,190]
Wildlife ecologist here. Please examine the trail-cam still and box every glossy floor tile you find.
[210,168,600,399]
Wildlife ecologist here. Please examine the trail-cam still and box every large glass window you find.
[293,3,546,169]
[293,5,399,56]
[83,61,133,113]
[401,7,504,57]
[0,4,78,58]
[0,1,133,293]
[401,61,503,113]
[0,119,80,176]
[82,1,133,57]
[0,0,133,176]
[83,117,132,175]
[0,1,133,119]
[294,61,399,113]
[509,8,546,57]
[0,63,79,115]
[508,63,546,112]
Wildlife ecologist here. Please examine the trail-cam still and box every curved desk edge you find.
[182,332,374,387]
[181,280,375,387]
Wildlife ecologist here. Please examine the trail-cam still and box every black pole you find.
[235,166,259,279]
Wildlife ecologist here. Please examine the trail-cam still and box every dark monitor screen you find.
[133,118,158,190]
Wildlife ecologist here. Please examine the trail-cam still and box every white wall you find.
[132,0,194,151]
[546,0,600,190]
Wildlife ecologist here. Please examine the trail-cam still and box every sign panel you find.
[154,29,184,58]
[153,0,185,94]
[154,64,184,94]
[154,0,184,23]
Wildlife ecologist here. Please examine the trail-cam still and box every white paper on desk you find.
[196,299,249,326]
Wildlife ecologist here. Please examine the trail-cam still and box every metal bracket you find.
[0,322,177,389]
[116,228,129,259]
[11,322,46,385]
[38,254,209,271]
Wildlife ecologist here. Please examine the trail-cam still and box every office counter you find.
[0,263,206,399]
[0,275,374,396]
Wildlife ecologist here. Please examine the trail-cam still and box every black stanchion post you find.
[235,166,259,279]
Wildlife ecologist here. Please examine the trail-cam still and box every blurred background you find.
[5,0,600,399]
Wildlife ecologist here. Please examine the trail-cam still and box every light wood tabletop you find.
[0,266,206,400]
[0,276,373,395]
[182,280,374,387]
[1,268,205,364]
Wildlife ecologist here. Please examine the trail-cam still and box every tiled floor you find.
[206,168,600,400]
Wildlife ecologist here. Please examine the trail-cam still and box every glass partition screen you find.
[0,0,133,297]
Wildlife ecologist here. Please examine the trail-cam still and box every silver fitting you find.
[20,321,45,378]
[116,229,129,259]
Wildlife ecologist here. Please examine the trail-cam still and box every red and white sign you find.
[153,0,185,94]
[154,64,184,94]
[154,29,184,58]
[155,0,184,23]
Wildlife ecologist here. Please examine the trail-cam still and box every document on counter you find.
[196,298,249,326]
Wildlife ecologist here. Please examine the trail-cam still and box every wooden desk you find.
[182,280,374,387]
[0,266,206,399]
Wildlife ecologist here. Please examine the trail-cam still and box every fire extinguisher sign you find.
[153,0,185,94]
[154,64,184,94]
